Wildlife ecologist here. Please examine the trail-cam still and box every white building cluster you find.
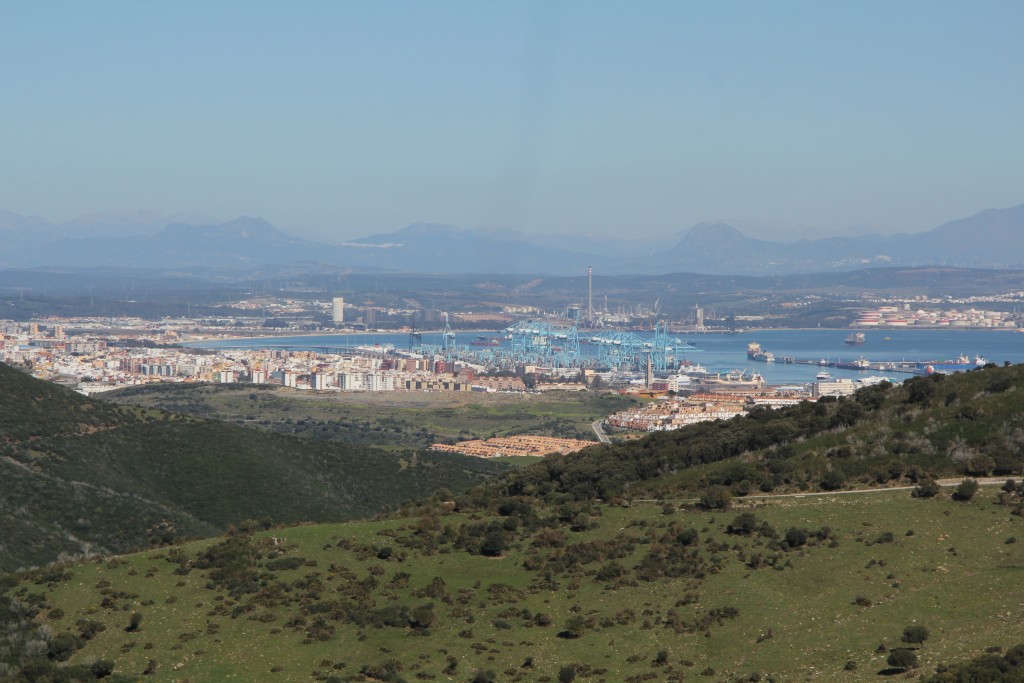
[0,319,525,396]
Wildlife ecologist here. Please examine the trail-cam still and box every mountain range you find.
[1,204,1022,275]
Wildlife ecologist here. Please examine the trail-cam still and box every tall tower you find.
[332,297,345,324]
[587,266,593,321]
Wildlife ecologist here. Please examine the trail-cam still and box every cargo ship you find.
[697,369,765,390]
[746,342,775,363]
[470,336,501,347]
[845,332,866,345]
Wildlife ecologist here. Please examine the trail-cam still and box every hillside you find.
[478,363,1024,505]
[4,365,1024,680]
[0,363,509,572]
[4,488,1024,681]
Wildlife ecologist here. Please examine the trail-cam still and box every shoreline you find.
[184,326,1021,345]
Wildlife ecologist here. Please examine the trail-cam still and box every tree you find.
[821,468,846,491]
[727,512,759,535]
[479,530,507,557]
[953,478,979,502]
[699,486,732,511]
[906,378,936,405]
[886,648,918,670]
[901,624,930,645]
[784,527,809,548]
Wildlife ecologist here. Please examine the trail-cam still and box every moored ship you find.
[470,336,501,347]
[697,369,765,390]
[746,342,775,363]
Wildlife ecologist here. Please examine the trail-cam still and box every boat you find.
[835,357,871,370]
[697,370,765,390]
[470,336,500,347]
[746,342,775,363]
[678,361,708,377]
[845,332,866,345]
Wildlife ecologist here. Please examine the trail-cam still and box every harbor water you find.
[186,328,1024,385]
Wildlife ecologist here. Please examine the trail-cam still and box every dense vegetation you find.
[0,363,509,572]
[475,364,1024,506]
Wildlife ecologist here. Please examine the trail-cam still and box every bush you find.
[821,468,846,491]
[901,624,930,645]
[953,478,979,502]
[887,648,918,670]
[126,611,143,632]
[560,616,586,639]
[784,527,808,548]
[911,479,941,498]
[699,486,732,511]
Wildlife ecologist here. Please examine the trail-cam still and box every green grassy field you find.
[9,486,1023,682]
[104,385,639,450]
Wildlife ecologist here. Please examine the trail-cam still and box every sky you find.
[2,0,1023,241]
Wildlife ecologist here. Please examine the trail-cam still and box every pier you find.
[770,356,969,375]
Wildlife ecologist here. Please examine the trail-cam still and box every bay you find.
[185,328,1023,385]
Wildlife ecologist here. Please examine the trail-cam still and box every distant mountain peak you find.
[684,222,749,240]
[394,222,464,236]
[219,216,280,239]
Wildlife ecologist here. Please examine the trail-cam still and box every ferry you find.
[816,370,831,381]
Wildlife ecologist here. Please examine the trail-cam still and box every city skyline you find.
[3,0,1023,242]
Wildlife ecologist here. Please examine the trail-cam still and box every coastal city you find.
[2,295,1018,455]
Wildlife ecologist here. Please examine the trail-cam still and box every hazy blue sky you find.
[2,0,1022,240]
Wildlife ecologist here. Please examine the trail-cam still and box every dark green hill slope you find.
[0,363,507,572]
[475,364,1024,505]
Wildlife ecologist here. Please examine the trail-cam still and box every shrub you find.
[886,648,918,670]
[784,527,808,548]
[911,479,941,498]
[953,478,979,501]
[126,611,143,632]
[821,468,846,491]
[560,616,586,639]
[699,486,732,511]
[901,624,930,645]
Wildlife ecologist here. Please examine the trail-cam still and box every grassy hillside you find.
[5,364,1024,680]
[103,383,637,450]
[4,488,1024,681]
[0,364,509,572]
